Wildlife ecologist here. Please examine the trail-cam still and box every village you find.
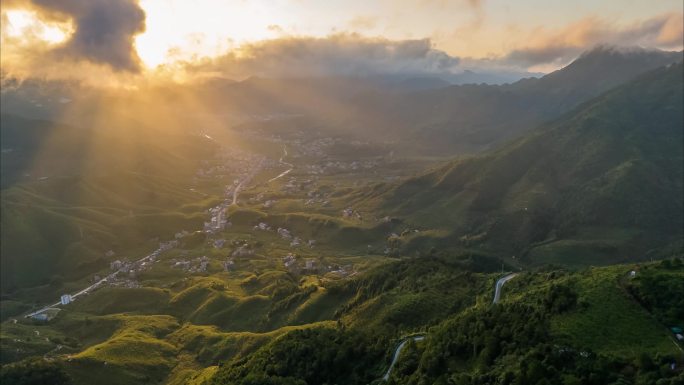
[24,134,382,322]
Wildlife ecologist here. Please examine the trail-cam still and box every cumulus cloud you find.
[4,0,146,72]
[182,34,461,79]
[501,12,683,68]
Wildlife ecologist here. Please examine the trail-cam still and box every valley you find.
[1,47,682,385]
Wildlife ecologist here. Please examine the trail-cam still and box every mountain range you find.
[351,61,683,267]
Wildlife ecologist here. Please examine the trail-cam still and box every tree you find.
[0,359,72,385]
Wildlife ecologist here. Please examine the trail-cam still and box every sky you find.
[1,0,682,83]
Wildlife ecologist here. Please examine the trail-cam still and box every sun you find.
[135,0,282,69]
[3,9,71,44]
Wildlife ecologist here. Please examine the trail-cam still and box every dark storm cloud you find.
[16,0,146,72]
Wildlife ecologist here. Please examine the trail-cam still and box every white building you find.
[277,228,292,240]
[214,239,226,249]
[60,294,72,305]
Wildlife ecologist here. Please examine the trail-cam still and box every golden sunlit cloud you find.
[0,0,681,86]
[4,9,71,45]
[135,0,285,68]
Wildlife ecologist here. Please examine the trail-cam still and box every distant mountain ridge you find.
[1,46,681,157]
[353,61,684,266]
[377,46,683,153]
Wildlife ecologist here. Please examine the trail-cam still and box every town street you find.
[267,145,294,183]
[27,150,265,318]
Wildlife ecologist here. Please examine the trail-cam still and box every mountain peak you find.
[572,44,681,66]
[581,44,653,57]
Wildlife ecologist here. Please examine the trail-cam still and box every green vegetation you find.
[351,62,683,268]
[204,259,684,385]
[1,51,682,385]
[0,359,72,385]
[626,258,684,328]
[549,267,678,356]
[208,326,390,385]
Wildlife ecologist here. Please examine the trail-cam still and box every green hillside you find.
[0,114,220,292]
[207,258,684,385]
[352,62,684,267]
[355,47,683,154]
[1,48,682,385]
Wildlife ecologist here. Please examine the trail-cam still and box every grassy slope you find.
[551,268,678,356]
[350,62,684,268]
[2,256,681,384]
[0,113,221,292]
[504,264,681,357]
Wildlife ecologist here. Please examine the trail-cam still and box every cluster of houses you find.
[104,242,172,282]
[342,207,362,221]
[159,240,179,251]
[105,276,141,289]
[281,254,317,273]
[254,222,272,231]
[197,148,263,182]
[171,256,210,273]
[281,178,301,194]
[195,164,228,178]
[248,193,278,209]
[204,205,230,233]
[231,244,255,257]
[252,222,315,249]
[222,258,236,271]
[280,253,355,277]
[277,227,292,239]
[304,189,330,207]
[213,239,226,249]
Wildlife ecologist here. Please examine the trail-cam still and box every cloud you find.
[501,12,683,68]
[348,16,378,31]
[182,34,461,79]
[4,0,146,72]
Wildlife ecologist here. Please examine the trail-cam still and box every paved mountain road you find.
[382,335,425,381]
[381,272,519,381]
[493,273,518,304]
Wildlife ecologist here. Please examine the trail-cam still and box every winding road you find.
[232,158,264,205]
[25,249,161,318]
[493,273,518,304]
[27,150,268,318]
[382,335,425,381]
[267,145,294,183]
[381,272,520,381]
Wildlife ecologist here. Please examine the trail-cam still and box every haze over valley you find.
[1,1,683,384]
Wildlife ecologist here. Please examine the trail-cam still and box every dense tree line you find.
[207,258,684,385]
[627,258,684,327]
[208,327,391,385]
[0,359,72,385]
[389,288,683,385]
[327,257,483,319]
[208,294,683,385]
